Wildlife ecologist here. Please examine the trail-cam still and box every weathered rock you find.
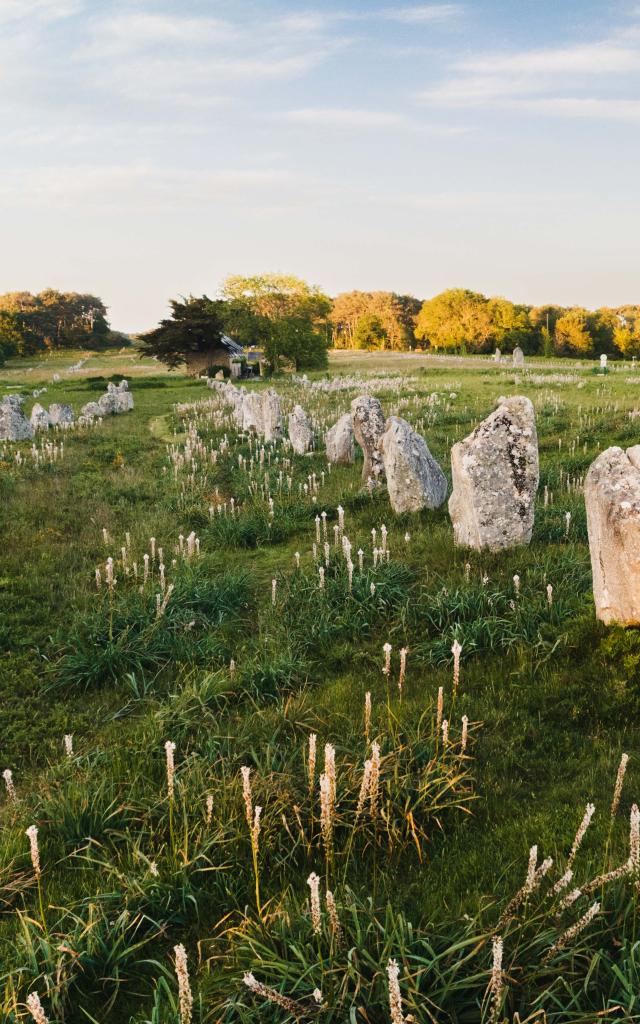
[262,389,283,441]
[326,413,354,464]
[80,401,101,420]
[242,391,264,434]
[448,396,539,550]
[288,404,313,454]
[351,395,385,483]
[585,445,640,624]
[494,348,501,362]
[30,402,51,431]
[380,416,447,513]
[512,346,525,367]
[0,396,33,441]
[115,380,134,412]
[47,403,74,426]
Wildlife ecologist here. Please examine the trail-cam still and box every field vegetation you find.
[2,348,640,1022]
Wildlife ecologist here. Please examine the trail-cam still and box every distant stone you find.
[326,413,355,464]
[351,395,385,483]
[48,403,74,426]
[98,388,120,415]
[494,348,501,362]
[448,395,539,550]
[262,388,283,441]
[242,391,264,434]
[600,353,608,371]
[0,396,33,441]
[115,380,134,412]
[380,416,447,514]
[30,402,51,431]
[80,401,101,420]
[289,404,313,454]
[512,346,525,367]
[585,445,640,625]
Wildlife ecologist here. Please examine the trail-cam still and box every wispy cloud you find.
[458,42,640,75]
[0,0,81,23]
[280,107,409,127]
[380,4,462,23]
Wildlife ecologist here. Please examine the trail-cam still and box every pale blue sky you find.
[1,0,639,330]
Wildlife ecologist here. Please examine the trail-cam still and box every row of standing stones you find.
[210,378,637,627]
[0,381,134,441]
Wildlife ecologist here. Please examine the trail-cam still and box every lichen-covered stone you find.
[585,445,640,624]
[326,413,354,464]
[0,396,33,441]
[262,389,283,441]
[48,403,74,426]
[380,416,447,513]
[242,392,264,434]
[448,396,539,550]
[288,404,313,454]
[512,346,525,367]
[351,395,385,483]
[80,401,101,420]
[30,402,51,431]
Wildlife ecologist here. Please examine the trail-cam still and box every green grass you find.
[2,349,640,1022]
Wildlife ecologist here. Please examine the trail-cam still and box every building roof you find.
[219,334,244,356]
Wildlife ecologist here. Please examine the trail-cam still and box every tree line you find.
[4,277,640,370]
[0,290,118,364]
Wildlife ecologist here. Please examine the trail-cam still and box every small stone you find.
[449,396,539,550]
[585,445,640,624]
[80,401,101,420]
[351,395,385,483]
[288,404,313,454]
[326,413,354,464]
[380,416,447,513]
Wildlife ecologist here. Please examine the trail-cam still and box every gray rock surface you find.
[448,396,539,550]
[380,416,447,513]
[326,413,355,464]
[115,380,134,412]
[512,346,525,367]
[288,404,313,454]
[0,396,33,440]
[351,395,385,483]
[80,401,101,420]
[242,391,264,433]
[262,389,283,441]
[585,445,640,624]
[30,402,51,431]
[47,403,74,426]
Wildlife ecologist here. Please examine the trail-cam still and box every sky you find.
[1,0,639,331]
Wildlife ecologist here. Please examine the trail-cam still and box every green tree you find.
[486,297,536,353]
[139,296,228,371]
[415,289,492,352]
[353,313,388,350]
[222,273,331,372]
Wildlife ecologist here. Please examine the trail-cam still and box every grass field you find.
[2,349,640,1023]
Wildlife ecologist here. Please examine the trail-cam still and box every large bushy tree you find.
[139,296,229,369]
[0,289,110,355]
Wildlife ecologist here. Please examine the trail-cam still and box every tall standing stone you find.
[351,395,385,483]
[242,392,264,434]
[326,413,354,464]
[30,402,51,431]
[288,404,313,454]
[585,445,640,625]
[512,346,525,368]
[115,381,134,412]
[48,403,74,426]
[449,396,539,550]
[262,389,283,441]
[380,416,447,513]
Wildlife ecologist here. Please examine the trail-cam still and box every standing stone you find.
[585,445,640,624]
[351,395,385,483]
[494,348,501,363]
[262,389,283,441]
[115,381,134,412]
[98,385,120,416]
[380,416,447,514]
[449,396,539,550]
[326,413,355,464]
[30,402,51,432]
[600,353,608,372]
[242,391,264,434]
[80,401,101,421]
[48,402,74,426]
[512,346,525,368]
[0,396,33,441]
[288,404,313,454]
